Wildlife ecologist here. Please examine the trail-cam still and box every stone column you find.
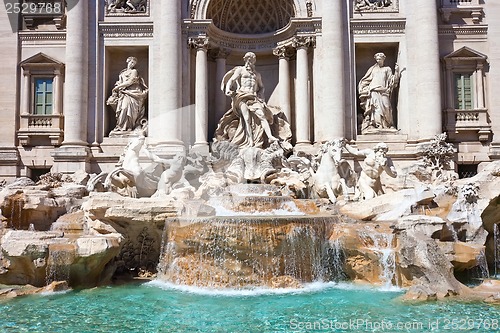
[293,37,314,146]
[20,70,30,115]
[61,0,88,146]
[189,37,210,151]
[214,48,230,124]
[489,2,500,157]
[53,69,63,115]
[51,0,90,173]
[476,63,485,109]
[318,0,345,140]
[152,0,183,147]
[407,0,442,139]
[446,64,454,109]
[273,46,292,122]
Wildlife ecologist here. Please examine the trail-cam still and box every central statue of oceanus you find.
[214,52,291,149]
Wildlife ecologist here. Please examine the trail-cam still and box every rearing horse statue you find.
[311,138,356,203]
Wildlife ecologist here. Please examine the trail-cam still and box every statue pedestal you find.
[355,133,409,151]
[353,133,421,162]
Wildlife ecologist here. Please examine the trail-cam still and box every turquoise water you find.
[1,282,499,333]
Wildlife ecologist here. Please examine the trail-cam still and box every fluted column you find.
[189,37,209,150]
[62,0,88,145]
[293,37,314,145]
[407,0,442,139]
[153,0,182,145]
[273,46,292,122]
[319,0,345,140]
[214,48,230,126]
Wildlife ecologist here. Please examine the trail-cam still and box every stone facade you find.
[0,0,499,179]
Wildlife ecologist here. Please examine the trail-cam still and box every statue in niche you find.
[354,0,392,11]
[358,52,400,134]
[345,142,397,200]
[215,52,291,149]
[106,0,147,14]
[107,56,148,136]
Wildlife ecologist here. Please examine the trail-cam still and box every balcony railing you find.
[440,0,483,23]
[18,114,64,146]
[445,108,491,141]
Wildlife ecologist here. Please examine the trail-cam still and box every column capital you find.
[292,36,316,49]
[273,46,293,59]
[209,47,231,60]
[188,36,210,50]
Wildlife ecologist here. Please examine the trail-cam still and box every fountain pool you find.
[1,282,499,333]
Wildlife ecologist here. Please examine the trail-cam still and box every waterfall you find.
[473,249,490,280]
[8,196,24,230]
[46,245,75,285]
[157,216,336,288]
[326,239,346,282]
[366,232,397,288]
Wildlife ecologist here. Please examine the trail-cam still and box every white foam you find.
[146,280,404,297]
[39,289,71,296]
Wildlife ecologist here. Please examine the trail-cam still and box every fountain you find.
[157,184,342,288]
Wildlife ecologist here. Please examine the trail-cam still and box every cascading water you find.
[474,249,490,280]
[362,230,397,288]
[156,184,343,288]
[157,216,338,288]
[326,239,347,282]
[45,244,75,285]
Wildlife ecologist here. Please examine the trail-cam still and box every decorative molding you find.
[208,48,231,60]
[188,36,210,50]
[350,19,405,35]
[190,0,200,19]
[353,0,399,13]
[0,148,19,166]
[99,23,153,38]
[291,36,316,49]
[183,18,321,53]
[272,46,294,59]
[306,0,314,17]
[438,24,488,36]
[105,0,150,17]
[19,31,66,42]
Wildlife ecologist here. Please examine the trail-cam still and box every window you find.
[34,78,54,115]
[454,73,473,110]
[18,53,64,146]
[443,47,490,142]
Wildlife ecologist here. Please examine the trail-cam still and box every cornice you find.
[99,22,153,38]
[19,31,66,41]
[438,24,488,36]
[350,18,406,35]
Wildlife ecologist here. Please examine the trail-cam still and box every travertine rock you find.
[0,230,121,287]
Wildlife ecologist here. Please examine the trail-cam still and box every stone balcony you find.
[440,0,483,24]
[444,108,491,142]
[17,114,64,146]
